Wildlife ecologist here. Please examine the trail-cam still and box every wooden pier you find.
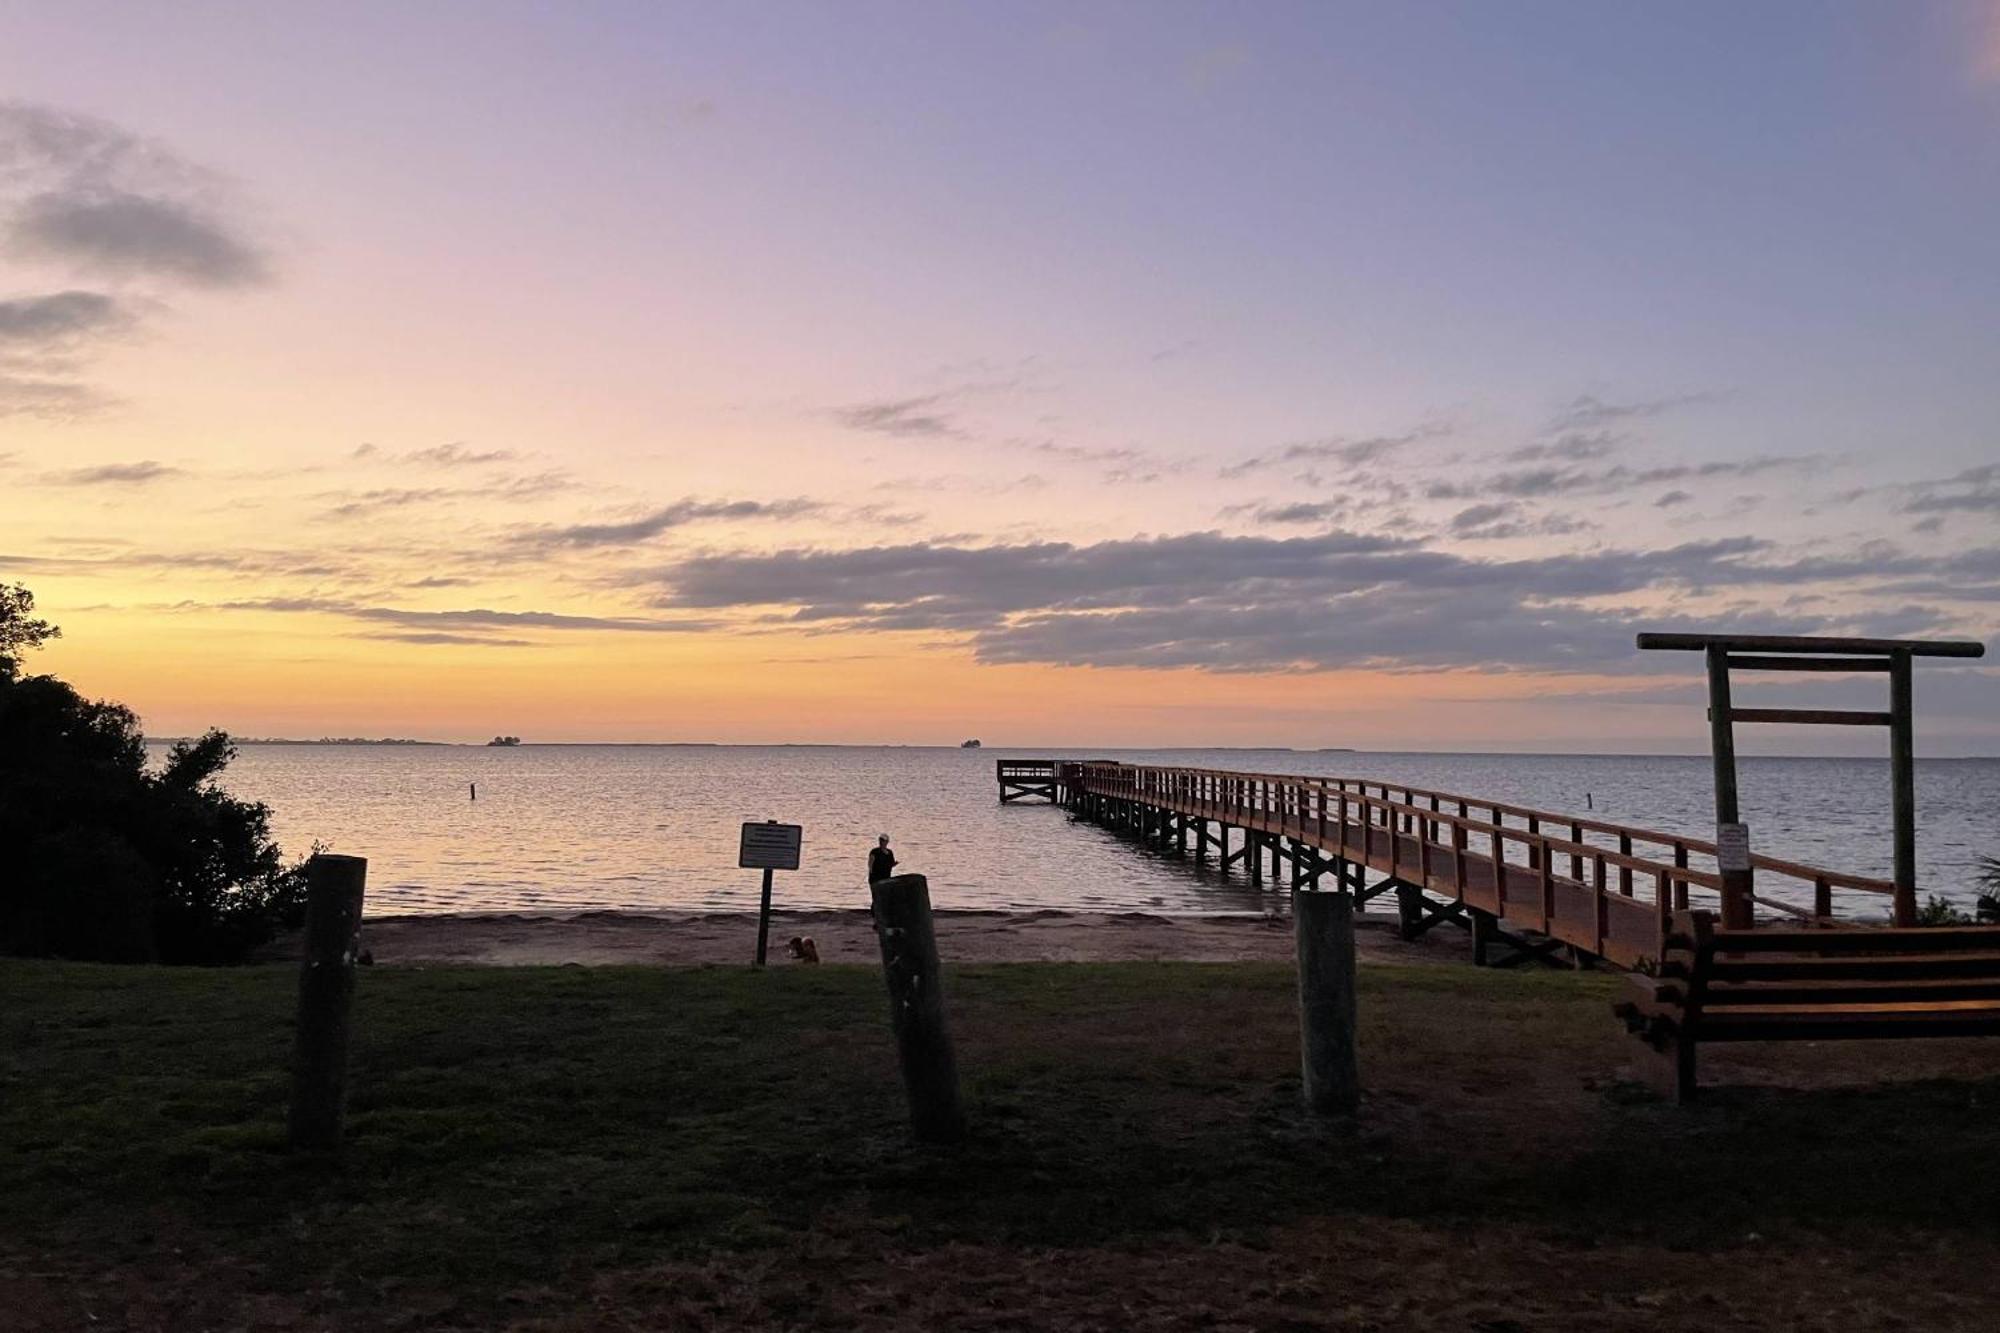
[995,759,1059,804]
[1037,760,1879,970]
[1003,755,2000,1097]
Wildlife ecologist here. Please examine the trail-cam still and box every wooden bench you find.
[1616,911,2000,1101]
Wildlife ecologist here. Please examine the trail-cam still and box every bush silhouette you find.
[1,582,307,963]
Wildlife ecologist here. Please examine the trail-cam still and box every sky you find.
[1,1,1997,751]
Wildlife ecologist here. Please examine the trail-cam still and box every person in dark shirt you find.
[867,834,897,884]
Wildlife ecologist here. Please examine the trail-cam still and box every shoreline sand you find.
[269,908,1462,967]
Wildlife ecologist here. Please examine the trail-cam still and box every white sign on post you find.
[739,820,803,871]
[1716,822,1751,874]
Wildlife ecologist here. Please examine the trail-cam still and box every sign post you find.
[739,820,803,965]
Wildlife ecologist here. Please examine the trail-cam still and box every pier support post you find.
[869,873,965,1144]
[1395,880,1427,939]
[288,853,368,1152]
[1293,889,1360,1116]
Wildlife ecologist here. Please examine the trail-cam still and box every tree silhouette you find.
[0,583,307,963]
[0,582,59,679]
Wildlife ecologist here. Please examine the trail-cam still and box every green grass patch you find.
[4,958,1998,1323]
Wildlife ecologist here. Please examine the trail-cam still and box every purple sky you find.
[1,3,1996,749]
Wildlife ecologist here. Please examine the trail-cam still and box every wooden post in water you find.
[870,873,965,1144]
[1293,888,1359,1115]
[288,853,367,1151]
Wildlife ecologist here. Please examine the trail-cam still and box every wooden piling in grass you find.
[288,853,367,1151]
[1293,888,1359,1116]
[870,873,965,1144]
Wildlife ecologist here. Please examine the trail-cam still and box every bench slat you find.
[1710,953,2000,983]
[1704,977,2000,1006]
[1710,925,2000,954]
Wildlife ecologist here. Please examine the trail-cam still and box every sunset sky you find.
[3,2,1997,751]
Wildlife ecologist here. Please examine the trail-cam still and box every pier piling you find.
[288,853,368,1151]
[1293,888,1360,1116]
[870,873,965,1144]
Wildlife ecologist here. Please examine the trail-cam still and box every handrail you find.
[1059,761,1894,899]
[1055,759,1891,930]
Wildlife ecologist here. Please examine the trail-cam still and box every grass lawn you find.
[4,957,1999,1330]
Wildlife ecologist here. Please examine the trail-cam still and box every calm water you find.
[161,745,2000,919]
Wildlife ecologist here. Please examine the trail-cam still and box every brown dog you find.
[785,935,820,964]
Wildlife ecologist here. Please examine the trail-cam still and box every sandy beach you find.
[268,907,1461,968]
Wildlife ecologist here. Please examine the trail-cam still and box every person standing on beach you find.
[868,834,897,884]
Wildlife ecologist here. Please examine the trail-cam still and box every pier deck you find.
[1040,760,1902,971]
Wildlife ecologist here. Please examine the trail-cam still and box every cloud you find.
[1445,501,1593,541]
[1547,392,1709,433]
[1655,489,1693,508]
[358,631,540,648]
[213,597,721,635]
[44,459,178,485]
[314,470,576,518]
[637,528,1997,674]
[403,443,520,468]
[1903,464,2000,515]
[8,189,268,288]
[0,372,112,419]
[832,393,962,439]
[513,497,822,549]
[1,102,272,288]
[0,290,131,348]
[1249,500,1352,525]
[1221,426,1447,478]
[0,103,273,415]
[1426,454,1814,501]
[316,487,452,519]
[1504,431,1619,463]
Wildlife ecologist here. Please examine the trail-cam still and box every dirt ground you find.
[280,907,1463,968]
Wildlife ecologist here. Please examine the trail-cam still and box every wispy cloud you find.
[314,470,576,519]
[9,189,269,288]
[0,290,132,349]
[1546,392,1710,433]
[1426,454,1813,501]
[0,102,274,415]
[211,597,722,635]
[511,497,822,549]
[832,393,962,439]
[1903,463,2000,515]
[354,442,523,468]
[0,372,112,420]
[1221,425,1448,478]
[1,102,272,288]
[43,459,178,485]
[359,631,541,648]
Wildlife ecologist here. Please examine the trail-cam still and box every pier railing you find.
[1057,761,1899,967]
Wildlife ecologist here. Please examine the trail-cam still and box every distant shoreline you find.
[144,740,1999,759]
